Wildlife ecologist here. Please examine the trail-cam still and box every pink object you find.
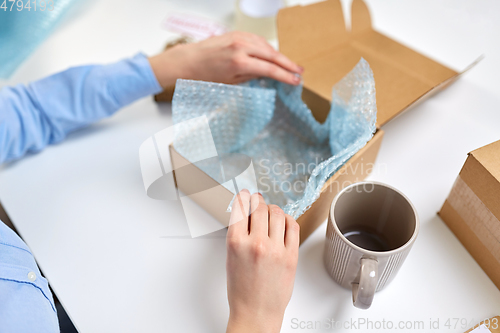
[162,13,228,40]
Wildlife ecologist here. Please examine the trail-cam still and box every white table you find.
[1,0,500,332]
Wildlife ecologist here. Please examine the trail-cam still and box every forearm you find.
[0,53,161,164]
[227,313,284,333]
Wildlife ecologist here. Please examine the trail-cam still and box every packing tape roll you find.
[447,176,500,263]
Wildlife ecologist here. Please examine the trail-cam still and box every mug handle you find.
[352,258,378,309]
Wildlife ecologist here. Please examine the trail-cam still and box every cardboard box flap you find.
[351,0,372,34]
[277,0,348,64]
[470,140,500,183]
[277,0,472,127]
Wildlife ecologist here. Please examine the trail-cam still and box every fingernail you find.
[241,189,250,194]
[257,192,263,197]
[298,66,304,73]
[293,75,301,84]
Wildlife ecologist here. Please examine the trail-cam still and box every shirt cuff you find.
[106,53,163,108]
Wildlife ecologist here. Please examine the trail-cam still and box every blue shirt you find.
[0,53,162,332]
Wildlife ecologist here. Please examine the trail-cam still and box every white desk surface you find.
[1,0,500,332]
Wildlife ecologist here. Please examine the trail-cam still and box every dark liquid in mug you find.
[342,228,391,252]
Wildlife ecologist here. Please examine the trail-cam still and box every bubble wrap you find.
[0,0,77,78]
[173,59,377,219]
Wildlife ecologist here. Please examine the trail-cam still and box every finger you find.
[232,74,260,84]
[233,31,262,45]
[227,31,304,75]
[228,189,251,237]
[284,214,300,249]
[249,193,269,237]
[234,72,292,84]
[243,32,278,54]
[241,57,301,85]
[268,205,286,242]
[247,46,303,75]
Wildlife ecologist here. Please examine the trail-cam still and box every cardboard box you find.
[170,0,473,244]
[439,140,500,290]
[464,316,500,333]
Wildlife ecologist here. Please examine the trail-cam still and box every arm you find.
[226,190,300,333]
[0,53,161,164]
[0,31,301,165]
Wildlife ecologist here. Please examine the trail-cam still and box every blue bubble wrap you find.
[0,0,77,79]
[173,59,377,219]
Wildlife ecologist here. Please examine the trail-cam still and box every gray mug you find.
[324,181,419,309]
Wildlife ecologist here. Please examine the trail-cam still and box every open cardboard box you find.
[170,0,475,244]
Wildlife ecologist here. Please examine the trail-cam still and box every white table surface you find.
[1,0,500,332]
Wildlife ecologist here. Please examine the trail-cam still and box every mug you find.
[324,181,419,309]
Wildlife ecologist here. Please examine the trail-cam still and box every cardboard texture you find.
[439,140,500,290]
[464,317,500,333]
[277,0,463,127]
[170,0,472,244]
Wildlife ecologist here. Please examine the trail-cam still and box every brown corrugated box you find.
[464,316,500,333]
[170,0,473,244]
[439,140,500,290]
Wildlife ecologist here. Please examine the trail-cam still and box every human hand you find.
[226,190,300,333]
[148,31,303,88]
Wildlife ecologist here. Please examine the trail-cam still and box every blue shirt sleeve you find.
[0,53,162,331]
[0,53,162,164]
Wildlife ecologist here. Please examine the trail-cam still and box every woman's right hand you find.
[225,190,300,333]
